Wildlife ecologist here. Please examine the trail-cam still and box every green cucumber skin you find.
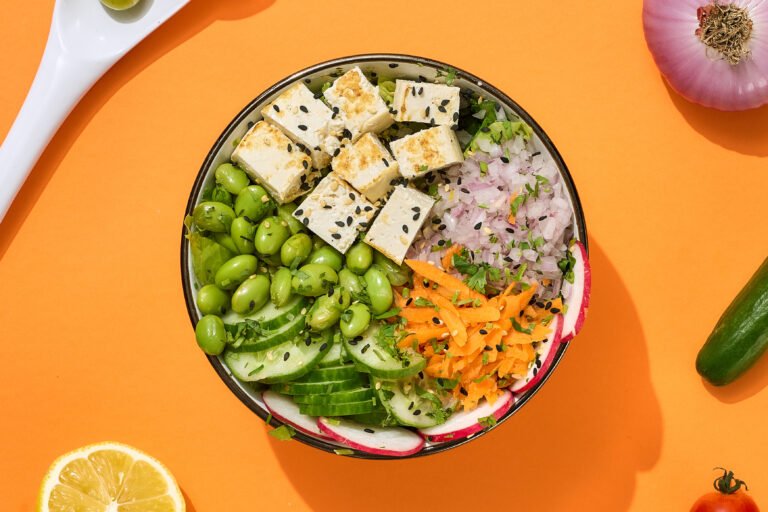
[291,387,375,405]
[271,378,365,395]
[298,399,375,417]
[697,257,768,386]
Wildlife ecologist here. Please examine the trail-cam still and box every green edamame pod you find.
[373,251,412,286]
[210,184,233,206]
[195,315,227,356]
[346,242,373,275]
[231,274,271,315]
[230,217,256,254]
[340,303,371,338]
[270,267,294,307]
[276,202,306,235]
[193,201,236,233]
[308,246,344,272]
[255,216,291,256]
[214,254,259,290]
[338,268,365,298]
[307,288,350,331]
[364,266,393,315]
[213,232,239,255]
[280,233,313,267]
[292,264,339,296]
[234,185,274,223]
[196,284,230,316]
[215,163,250,195]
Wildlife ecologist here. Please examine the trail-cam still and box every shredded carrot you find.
[404,260,487,304]
[507,193,518,225]
[399,307,438,324]
[440,244,464,271]
[456,306,500,324]
[431,294,468,346]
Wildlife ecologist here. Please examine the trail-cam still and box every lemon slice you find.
[38,442,185,512]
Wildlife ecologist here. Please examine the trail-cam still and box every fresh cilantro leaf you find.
[477,414,497,429]
[413,297,437,309]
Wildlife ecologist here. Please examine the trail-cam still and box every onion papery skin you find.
[643,0,768,110]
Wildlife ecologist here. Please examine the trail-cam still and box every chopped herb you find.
[414,297,437,309]
[479,161,489,176]
[268,425,295,441]
[477,414,497,429]
[511,318,533,334]
[334,448,355,456]
[374,307,402,320]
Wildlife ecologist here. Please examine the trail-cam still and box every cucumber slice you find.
[342,324,426,379]
[351,406,398,427]
[229,314,306,353]
[223,296,306,331]
[292,387,375,405]
[299,399,376,417]
[300,364,358,382]
[271,377,365,395]
[223,330,332,383]
[374,378,449,428]
[317,340,347,368]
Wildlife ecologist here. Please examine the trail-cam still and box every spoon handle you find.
[0,31,112,224]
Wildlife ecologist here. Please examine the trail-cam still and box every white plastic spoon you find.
[0,0,189,223]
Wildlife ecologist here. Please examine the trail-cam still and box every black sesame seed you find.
[484,346,493,351]
[302,160,308,169]
[389,63,399,68]
[300,105,309,113]
[432,317,440,325]
[408,401,414,410]
[302,217,309,226]
[432,217,441,224]
[323,204,332,209]
[438,224,446,231]
[295,209,304,216]
[453,112,459,121]
[412,206,421,212]
[300,182,311,191]
[298,124,308,131]
[342,129,352,139]
[438,105,447,113]
[247,121,254,129]
[440,99,450,106]
[533,368,539,377]
[359,221,369,228]
[304,78,311,84]
[273,104,280,112]
[412,213,420,221]
[405,297,413,306]
[305,337,312,346]
[364,428,375,434]
[457,177,463,185]
[461,187,470,194]
[413,409,422,416]
[501,156,510,164]
[364,206,373,212]
[550,308,561,314]
[348,192,355,200]
[402,224,409,234]
[536,301,545,308]
[361,343,371,353]
[283,352,290,361]
[503,256,513,263]
[479,329,488,335]
[437,239,445,247]
[425,106,430,116]
[496,344,504,352]
[473,222,482,230]
[355,206,361,214]
[332,233,341,240]
[335,221,345,227]
[546,301,552,310]
[348,338,358,346]
[535,359,542,368]
[287,144,293,153]
[411,87,416,97]
[430,118,436,125]
[346,216,353,226]
[320,343,328,351]
[538,216,547,221]
[382,158,389,167]
[505,228,515,233]
[460,388,468,396]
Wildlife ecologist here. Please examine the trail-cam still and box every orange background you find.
[2,0,768,510]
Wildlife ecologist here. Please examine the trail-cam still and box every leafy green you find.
[268,425,296,441]
[187,230,235,285]
[477,414,497,429]
[378,77,396,104]
[466,120,533,155]
[436,66,457,86]
[452,249,501,294]
[559,246,577,284]
[374,307,402,320]
[413,297,437,309]
[511,318,533,334]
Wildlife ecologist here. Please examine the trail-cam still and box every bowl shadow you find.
[268,239,663,512]
[662,79,768,157]
[0,0,276,261]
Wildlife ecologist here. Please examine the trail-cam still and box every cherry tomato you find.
[691,468,760,512]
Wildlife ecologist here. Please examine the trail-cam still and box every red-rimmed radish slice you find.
[510,314,563,394]
[561,241,591,343]
[262,391,330,439]
[418,390,514,443]
[317,417,424,456]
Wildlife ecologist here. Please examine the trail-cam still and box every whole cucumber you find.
[696,257,768,386]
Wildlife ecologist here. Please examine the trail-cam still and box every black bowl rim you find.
[180,52,588,459]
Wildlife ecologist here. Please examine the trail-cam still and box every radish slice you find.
[561,241,591,343]
[418,390,514,443]
[510,314,563,394]
[317,417,424,456]
[262,391,329,439]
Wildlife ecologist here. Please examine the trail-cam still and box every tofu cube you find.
[261,83,342,169]
[331,133,400,203]
[392,80,460,126]
[231,121,314,204]
[389,126,464,179]
[323,67,394,140]
[293,174,378,254]
[364,186,435,264]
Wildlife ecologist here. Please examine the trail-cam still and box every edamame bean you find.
[234,185,274,222]
[270,267,294,307]
[215,163,250,195]
[193,201,236,233]
[340,303,371,338]
[307,288,350,331]
[346,242,373,275]
[292,263,339,296]
[210,184,233,206]
[254,216,291,256]
[373,251,412,286]
[214,254,259,290]
[312,236,327,251]
[280,233,313,267]
[276,202,306,235]
[213,232,239,254]
[308,246,344,272]
[338,268,365,297]
[195,315,227,356]
[196,284,230,316]
[231,274,270,315]
[230,217,256,254]
[364,266,393,315]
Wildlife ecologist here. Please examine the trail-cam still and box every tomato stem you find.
[713,467,749,495]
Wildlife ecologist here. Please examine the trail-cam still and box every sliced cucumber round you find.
[300,364,358,383]
[351,407,398,427]
[223,296,306,331]
[223,330,332,383]
[299,399,376,417]
[271,377,365,396]
[374,377,449,428]
[317,339,347,368]
[292,387,375,405]
[342,324,426,379]
[229,314,306,353]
